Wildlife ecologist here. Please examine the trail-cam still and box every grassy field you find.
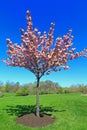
[0,93,87,130]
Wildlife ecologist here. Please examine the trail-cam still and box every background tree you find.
[3,10,87,116]
[5,81,12,93]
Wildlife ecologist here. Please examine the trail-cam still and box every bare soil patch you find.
[81,94,87,96]
[16,113,55,127]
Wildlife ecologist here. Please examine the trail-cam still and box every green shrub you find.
[16,87,29,96]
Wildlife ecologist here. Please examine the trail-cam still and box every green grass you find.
[0,93,87,130]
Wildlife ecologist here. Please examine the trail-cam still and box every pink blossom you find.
[3,10,87,79]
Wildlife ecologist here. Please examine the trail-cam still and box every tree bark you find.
[36,77,40,117]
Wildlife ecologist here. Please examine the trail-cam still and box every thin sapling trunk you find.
[36,77,40,117]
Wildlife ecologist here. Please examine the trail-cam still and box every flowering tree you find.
[3,11,87,116]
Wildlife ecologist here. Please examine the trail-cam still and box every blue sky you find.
[0,0,87,87]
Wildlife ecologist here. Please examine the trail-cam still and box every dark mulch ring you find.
[16,113,55,127]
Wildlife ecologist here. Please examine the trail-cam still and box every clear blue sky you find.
[0,0,87,87]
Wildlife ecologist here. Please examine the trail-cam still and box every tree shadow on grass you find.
[5,105,66,117]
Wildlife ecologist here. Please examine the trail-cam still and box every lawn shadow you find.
[5,105,66,117]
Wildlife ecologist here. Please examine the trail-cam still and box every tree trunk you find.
[36,77,40,117]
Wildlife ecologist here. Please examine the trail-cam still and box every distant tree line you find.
[0,81,87,96]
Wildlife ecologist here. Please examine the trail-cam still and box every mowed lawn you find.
[0,93,87,130]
